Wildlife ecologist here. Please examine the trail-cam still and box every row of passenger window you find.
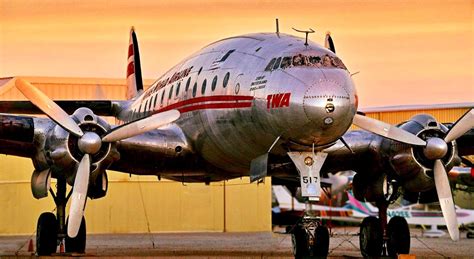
[265,54,347,71]
[132,72,231,118]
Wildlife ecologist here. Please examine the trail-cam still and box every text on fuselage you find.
[267,93,291,109]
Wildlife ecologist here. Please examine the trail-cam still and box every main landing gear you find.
[290,212,330,258]
[36,177,86,255]
[359,199,410,257]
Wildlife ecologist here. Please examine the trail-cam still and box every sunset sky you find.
[0,0,472,107]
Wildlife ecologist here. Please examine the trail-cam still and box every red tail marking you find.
[128,44,134,59]
[127,62,135,78]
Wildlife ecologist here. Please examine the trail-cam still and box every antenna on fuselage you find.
[292,27,315,46]
[275,18,280,38]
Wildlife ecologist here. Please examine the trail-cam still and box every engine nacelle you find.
[88,170,108,199]
[388,114,460,193]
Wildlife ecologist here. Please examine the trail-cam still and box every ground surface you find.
[0,227,472,258]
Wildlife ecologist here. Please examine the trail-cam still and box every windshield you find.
[265,53,347,71]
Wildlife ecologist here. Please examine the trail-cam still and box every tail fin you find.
[324,31,336,54]
[126,27,144,100]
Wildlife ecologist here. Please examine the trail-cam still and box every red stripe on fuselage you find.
[155,95,253,113]
[177,102,252,113]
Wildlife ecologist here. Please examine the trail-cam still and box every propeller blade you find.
[15,79,83,137]
[434,159,459,241]
[444,109,474,143]
[67,154,90,238]
[353,114,426,146]
[102,110,180,142]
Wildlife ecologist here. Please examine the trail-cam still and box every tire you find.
[467,232,474,239]
[352,174,367,202]
[359,216,382,257]
[65,216,86,253]
[292,225,309,258]
[387,216,410,256]
[312,225,330,257]
[36,212,58,256]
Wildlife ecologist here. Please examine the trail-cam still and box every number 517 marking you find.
[302,176,318,184]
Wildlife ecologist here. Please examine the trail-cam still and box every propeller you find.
[353,114,426,146]
[15,79,180,237]
[68,154,90,237]
[353,109,474,241]
[16,79,84,137]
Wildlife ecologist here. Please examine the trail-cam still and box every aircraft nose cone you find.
[303,79,351,127]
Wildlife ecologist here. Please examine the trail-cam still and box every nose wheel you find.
[290,216,330,258]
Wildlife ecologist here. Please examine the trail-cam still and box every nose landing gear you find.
[287,151,330,258]
[290,214,330,258]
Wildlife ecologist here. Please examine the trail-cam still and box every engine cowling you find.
[388,114,461,193]
[41,108,119,189]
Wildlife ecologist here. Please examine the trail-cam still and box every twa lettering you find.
[267,93,291,109]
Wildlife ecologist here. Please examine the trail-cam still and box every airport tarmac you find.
[1,227,472,258]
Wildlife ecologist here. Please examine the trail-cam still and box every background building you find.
[0,76,472,235]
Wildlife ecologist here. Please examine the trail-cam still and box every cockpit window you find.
[280,57,292,69]
[265,58,276,71]
[265,53,347,71]
[272,57,282,70]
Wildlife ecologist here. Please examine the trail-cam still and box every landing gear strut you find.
[36,177,86,255]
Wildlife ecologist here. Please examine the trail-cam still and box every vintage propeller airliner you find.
[0,25,473,257]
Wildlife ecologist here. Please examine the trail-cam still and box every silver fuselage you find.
[123,33,357,175]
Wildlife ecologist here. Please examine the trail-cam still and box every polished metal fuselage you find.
[121,33,358,177]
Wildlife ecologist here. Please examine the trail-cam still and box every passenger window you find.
[265,58,276,71]
[223,72,230,88]
[161,89,165,104]
[201,79,207,95]
[185,77,191,91]
[192,82,197,97]
[176,82,180,97]
[153,94,158,109]
[169,85,174,99]
[272,57,282,70]
[211,75,218,91]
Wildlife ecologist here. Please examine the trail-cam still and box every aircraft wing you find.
[0,113,189,177]
[0,100,125,117]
